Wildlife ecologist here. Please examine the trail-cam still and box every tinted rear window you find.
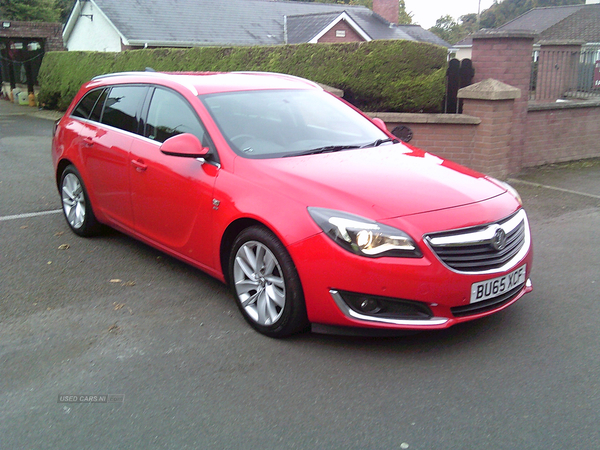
[72,88,104,120]
[89,89,107,123]
[100,85,147,134]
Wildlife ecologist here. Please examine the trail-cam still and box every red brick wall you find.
[523,103,600,167]
[401,123,477,168]
[317,21,364,43]
[379,100,600,178]
[0,21,65,52]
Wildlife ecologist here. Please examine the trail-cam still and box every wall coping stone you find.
[528,99,600,111]
[366,112,481,125]
[457,78,521,101]
[472,29,537,40]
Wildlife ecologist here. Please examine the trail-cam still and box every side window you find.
[89,89,108,123]
[145,88,206,144]
[71,88,104,120]
[101,85,147,134]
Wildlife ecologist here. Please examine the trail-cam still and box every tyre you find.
[229,226,308,337]
[60,165,100,237]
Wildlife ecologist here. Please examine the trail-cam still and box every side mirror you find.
[160,133,209,158]
[371,117,388,133]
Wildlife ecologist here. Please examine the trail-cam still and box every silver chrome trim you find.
[425,209,531,276]
[427,209,525,247]
[329,290,449,327]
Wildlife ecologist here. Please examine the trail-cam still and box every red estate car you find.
[52,71,533,337]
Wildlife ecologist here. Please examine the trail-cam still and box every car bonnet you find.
[235,144,508,221]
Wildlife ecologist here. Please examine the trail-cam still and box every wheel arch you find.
[55,158,75,191]
[220,217,280,286]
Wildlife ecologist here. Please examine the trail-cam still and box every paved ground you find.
[1,99,599,449]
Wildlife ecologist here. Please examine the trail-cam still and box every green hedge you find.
[38,41,446,112]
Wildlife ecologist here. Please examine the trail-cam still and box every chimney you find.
[373,0,399,24]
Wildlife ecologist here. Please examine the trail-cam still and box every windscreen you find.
[200,89,389,159]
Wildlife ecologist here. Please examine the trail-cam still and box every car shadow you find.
[289,307,526,356]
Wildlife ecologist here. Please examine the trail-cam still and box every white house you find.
[63,0,449,52]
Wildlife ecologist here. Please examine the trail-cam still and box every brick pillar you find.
[535,40,583,101]
[471,30,536,175]
[458,79,521,178]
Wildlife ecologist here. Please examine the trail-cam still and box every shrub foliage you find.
[38,41,446,112]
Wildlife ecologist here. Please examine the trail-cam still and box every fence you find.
[530,44,600,101]
[577,44,600,97]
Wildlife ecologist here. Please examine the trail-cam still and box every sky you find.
[404,0,497,29]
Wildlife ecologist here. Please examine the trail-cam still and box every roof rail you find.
[91,71,167,81]
[91,71,219,81]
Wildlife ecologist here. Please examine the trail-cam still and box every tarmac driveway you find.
[1,99,599,450]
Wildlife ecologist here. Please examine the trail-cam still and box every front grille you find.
[451,283,525,317]
[425,210,529,273]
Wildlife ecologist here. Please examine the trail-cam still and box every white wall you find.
[455,47,473,61]
[66,1,123,52]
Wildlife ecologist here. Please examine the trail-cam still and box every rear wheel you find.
[60,165,100,237]
[229,226,308,337]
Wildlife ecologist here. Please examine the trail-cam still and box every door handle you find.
[83,137,93,147]
[131,159,148,172]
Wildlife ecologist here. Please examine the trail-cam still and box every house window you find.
[336,30,346,38]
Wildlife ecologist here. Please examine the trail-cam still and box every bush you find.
[37,41,446,112]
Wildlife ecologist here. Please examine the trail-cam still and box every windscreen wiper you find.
[286,145,360,157]
[360,138,397,148]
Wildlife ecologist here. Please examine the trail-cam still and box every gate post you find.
[470,30,536,175]
[458,79,521,178]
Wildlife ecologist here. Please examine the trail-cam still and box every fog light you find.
[336,290,434,320]
[360,298,381,314]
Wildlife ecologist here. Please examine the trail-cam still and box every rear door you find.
[81,85,147,229]
[129,86,219,269]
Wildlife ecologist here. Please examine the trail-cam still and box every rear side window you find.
[101,85,147,134]
[145,87,207,144]
[71,88,104,120]
[89,89,107,123]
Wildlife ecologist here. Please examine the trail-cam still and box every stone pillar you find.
[535,40,583,101]
[471,30,536,175]
[458,79,521,178]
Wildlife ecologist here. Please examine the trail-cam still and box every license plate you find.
[470,265,526,304]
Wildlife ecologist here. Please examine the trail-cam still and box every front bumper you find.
[289,203,533,331]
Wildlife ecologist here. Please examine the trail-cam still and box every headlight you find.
[488,177,522,206]
[308,207,422,258]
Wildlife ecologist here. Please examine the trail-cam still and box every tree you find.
[428,15,460,43]
[56,0,76,23]
[398,0,413,24]
[0,0,61,22]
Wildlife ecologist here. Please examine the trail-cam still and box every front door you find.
[129,87,219,269]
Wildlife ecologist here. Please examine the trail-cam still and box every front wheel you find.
[60,165,100,237]
[229,226,308,338]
